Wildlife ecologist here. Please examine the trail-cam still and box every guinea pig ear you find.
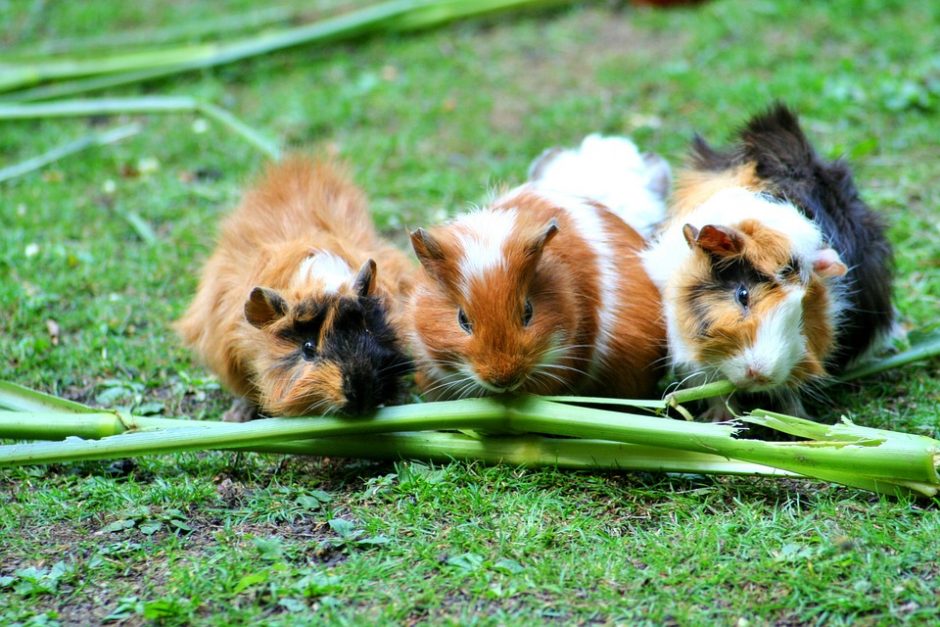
[410,227,443,261]
[410,227,448,280]
[812,247,848,278]
[352,259,377,297]
[683,223,744,257]
[245,287,288,329]
[525,219,560,258]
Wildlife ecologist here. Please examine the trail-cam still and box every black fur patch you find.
[690,103,894,369]
[276,295,412,414]
[320,295,413,415]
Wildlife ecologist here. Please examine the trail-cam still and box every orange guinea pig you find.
[407,136,669,400]
[176,157,414,421]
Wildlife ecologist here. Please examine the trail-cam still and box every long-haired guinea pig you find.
[642,103,894,417]
[407,136,668,400]
[176,157,414,420]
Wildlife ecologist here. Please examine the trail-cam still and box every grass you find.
[1,0,939,623]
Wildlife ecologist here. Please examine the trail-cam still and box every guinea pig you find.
[176,156,414,421]
[407,136,668,400]
[641,103,894,417]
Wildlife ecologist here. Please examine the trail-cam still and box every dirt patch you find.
[470,7,691,133]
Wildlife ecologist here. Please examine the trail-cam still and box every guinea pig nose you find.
[342,371,377,415]
[745,366,771,385]
[488,372,525,391]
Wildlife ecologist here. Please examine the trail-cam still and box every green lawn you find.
[2,0,939,623]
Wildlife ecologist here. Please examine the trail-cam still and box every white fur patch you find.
[528,134,669,237]
[293,252,353,293]
[454,208,516,294]
[721,288,806,390]
[532,188,619,375]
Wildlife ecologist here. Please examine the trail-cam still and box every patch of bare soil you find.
[471,7,691,133]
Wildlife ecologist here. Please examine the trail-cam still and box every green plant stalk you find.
[0,411,214,441]
[0,123,140,183]
[0,394,797,477]
[0,0,567,95]
[663,380,737,406]
[539,396,667,410]
[3,396,939,496]
[0,98,280,159]
[0,399,506,466]
[510,398,940,487]
[838,329,940,383]
[386,0,568,31]
[249,431,798,477]
[0,381,100,413]
[12,6,299,57]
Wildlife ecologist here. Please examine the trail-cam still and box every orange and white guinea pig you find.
[176,157,414,420]
[408,136,669,400]
[642,104,894,417]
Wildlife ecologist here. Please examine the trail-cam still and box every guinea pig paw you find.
[222,398,260,423]
[700,397,736,423]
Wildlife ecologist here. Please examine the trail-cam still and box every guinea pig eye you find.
[457,308,472,334]
[735,284,750,308]
[301,340,317,361]
[522,299,533,327]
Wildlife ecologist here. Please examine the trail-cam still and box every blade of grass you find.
[0,97,279,159]
[0,123,140,183]
[0,0,571,98]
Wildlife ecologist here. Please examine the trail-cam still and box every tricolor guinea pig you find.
[642,104,894,417]
[408,136,669,400]
[176,157,414,420]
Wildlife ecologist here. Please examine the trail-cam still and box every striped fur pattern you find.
[176,157,414,418]
[643,105,893,415]
[408,184,665,400]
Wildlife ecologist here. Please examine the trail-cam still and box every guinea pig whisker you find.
[528,371,569,394]
[422,374,473,398]
[455,379,484,400]
[539,362,590,378]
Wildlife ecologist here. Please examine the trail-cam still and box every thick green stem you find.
[0,399,505,466]
[508,398,940,486]
[249,431,798,477]
[0,411,211,441]
[0,381,99,413]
